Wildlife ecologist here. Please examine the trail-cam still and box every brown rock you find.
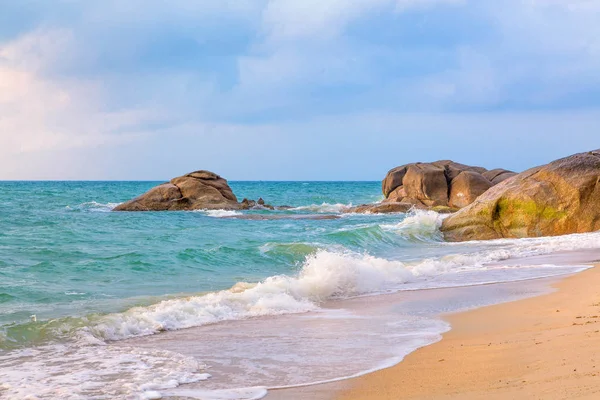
[347,202,416,214]
[442,150,600,241]
[382,166,408,198]
[381,160,496,210]
[403,164,449,207]
[384,186,407,203]
[483,169,517,185]
[432,160,487,182]
[112,183,185,211]
[114,170,239,211]
[448,171,493,209]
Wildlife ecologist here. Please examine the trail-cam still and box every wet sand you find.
[270,257,600,399]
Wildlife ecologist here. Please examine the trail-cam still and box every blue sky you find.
[0,0,599,180]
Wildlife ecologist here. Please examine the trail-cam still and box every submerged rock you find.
[240,198,275,210]
[113,171,240,211]
[441,150,600,241]
[346,202,417,214]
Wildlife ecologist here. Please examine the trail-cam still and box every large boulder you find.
[442,150,600,241]
[113,170,240,211]
[382,166,408,198]
[381,160,513,211]
[482,169,517,185]
[449,171,493,209]
[403,164,449,207]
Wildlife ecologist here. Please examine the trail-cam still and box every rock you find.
[432,160,487,181]
[113,170,239,211]
[347,202,417,214]
[112,183,186,211]
[240,198,257,209]
[431,205,460,214]
[240,198,275,210]
[403,164,449,207]
[382,166,408,198]
[448,171,493,209]
[442,150,600,241]
[483,169,517,185]
[384,186,407,203]
[381,160,515,211]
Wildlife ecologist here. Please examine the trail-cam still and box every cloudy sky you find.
[1,0,599,180]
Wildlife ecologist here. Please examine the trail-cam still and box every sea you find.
[0,181,599,399]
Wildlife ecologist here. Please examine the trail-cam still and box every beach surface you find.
[271,261,600,400]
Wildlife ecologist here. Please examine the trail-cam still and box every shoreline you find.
[269,258,600,400]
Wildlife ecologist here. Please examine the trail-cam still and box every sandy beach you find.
[336,264,600,400]
[269,258,600,400]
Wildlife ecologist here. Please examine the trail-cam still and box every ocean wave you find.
[259,242,323,262]
[199,209,243,218]
[381,210,447,242]
[84,248,422,341]
[83,230,600,342]
[290,203,352,213]
[66,201,121,212]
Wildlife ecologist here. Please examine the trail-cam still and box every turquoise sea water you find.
[0,181,384,335]
[0,181,598,399]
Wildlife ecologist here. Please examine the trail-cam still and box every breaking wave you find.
[82,230,600,342]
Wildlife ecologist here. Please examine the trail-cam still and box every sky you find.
[1,0,599,180]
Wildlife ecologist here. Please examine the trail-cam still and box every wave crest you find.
[382,210,447,242]
[66,201,121,212]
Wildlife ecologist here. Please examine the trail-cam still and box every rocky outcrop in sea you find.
[113,170,242,211]
[349,161,515,214]
[442,150,600,241]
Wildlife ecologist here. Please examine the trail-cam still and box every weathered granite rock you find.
[448,171,493,209]
[113,170,239,211]
[382,166,408,198]
[432,160,487,181]
[380,160,514,211]
[482,169,517,185]
[403,164,449,207]
[385,185,408,203]
[442,150,600,241]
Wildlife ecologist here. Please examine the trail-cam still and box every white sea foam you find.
[0,344,211,400]
[160,387,267,400]
[291,202,352,213]
[201,209,243,218]
[381,210,447,241]
[67,201,122,212]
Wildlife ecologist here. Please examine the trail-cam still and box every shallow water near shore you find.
[0,181,599,399]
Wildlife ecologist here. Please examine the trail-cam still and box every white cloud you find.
[0,30,159,160]
[1,1,600,179]
[260,0,466,43]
